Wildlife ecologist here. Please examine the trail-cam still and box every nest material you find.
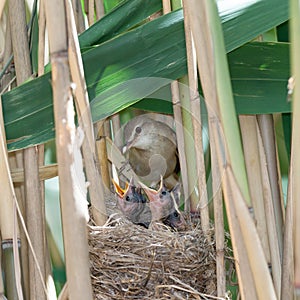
[89,213,232,300]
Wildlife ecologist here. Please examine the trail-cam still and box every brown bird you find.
[122,115,179,188]
[112,178,151,228]
[140,177,186,231]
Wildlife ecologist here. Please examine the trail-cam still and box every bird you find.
[139,177,186,231]
[122,115,179,189]
[112,178,151,228]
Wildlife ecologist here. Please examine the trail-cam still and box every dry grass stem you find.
[239,115,271,262]
[182,0,209,233]
[257,115,284,256]
[66,0,107,225]
[45,0,94,298]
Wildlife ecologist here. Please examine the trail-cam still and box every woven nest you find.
[89,212,234,300]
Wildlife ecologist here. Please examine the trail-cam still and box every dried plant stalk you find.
[11,164,58,183]
[95,0,105,20]
[67,0,107,226]
[281,173,294,299]
[257,114,284,256]
[289,0,300,293]
[8,0,46,298]
[257,124,282,297]
[95,121,110,190]
[239,115,271,262]
[45,0,93,298]
[182,0,209,233]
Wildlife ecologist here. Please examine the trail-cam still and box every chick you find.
[112,178,151,228]
[123,115,179,188]
[139,178,186,231]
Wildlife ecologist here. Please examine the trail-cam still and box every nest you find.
[89,213,234,300]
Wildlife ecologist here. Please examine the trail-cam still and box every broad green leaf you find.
[2,0,289,151]
[79,0,162,48]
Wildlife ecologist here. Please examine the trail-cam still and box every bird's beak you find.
[139,176,163,202]
[112,179,129,197]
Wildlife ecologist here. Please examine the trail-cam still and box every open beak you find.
[139,175,163,202]
[112,179,129,198]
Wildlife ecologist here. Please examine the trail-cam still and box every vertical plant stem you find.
[71,0,85,33]
[257,127,282,297]
[162,0,189,206]
[88,0,94,25]
[9,0,48,297]
[290,0,300,295]
[257,115,284,256]
[0,98,20,300]
[239,116,271,263]
[182,0,209,233]
[281,176,294,299]
[66,0,107,225]
[170,81,189,209]
[45,0,93,298]
[95,0,105,20]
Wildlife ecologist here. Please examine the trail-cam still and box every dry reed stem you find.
[209,131,226,297]
[170,81,189,212]
[289,0,300,294]
[88,0,95,25]
[239,115,271,262]
[162,0,189,207]
[257,115,284,256]
[95,0,105,20]
[9,0,47,297]
[71,0,85,33]
[45,0,93,298]
[257,124,282,297]
[111,114,122,148]
[11,163,58,183]
[67,0,107,225]
[281,173,294,299]
[95,121,110,189]
[182,0,210,233]
[89,214,231,300]
[225,166,277,299]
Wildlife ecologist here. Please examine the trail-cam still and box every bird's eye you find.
[125,195,131,201]
[161,191,167,196]
[135,126,142,134]
[173,211,179,218]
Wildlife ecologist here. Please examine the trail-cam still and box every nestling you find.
[140,177,186,231]
[112,178,151,228]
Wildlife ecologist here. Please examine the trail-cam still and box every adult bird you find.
[139,177,186,231]
[122,115,179,189]
[112,178,151,228]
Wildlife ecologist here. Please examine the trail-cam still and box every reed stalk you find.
[95,121,111,190]
[170,81,189,210]
[88,0,95,25]
[281,175,294,299]
[95,0,105,20]
[162,0,190,208]
[11,164,58,183]
[9,0,48,298]
[45,0,93,298]
[182,0,210,233]
[66,0,107,225]
[0,98,20,299]
[239,116,271,262]
[257,127,282,297]
[184,0,278,298]
[71,0,85,33]
[289,0,300,296]
[257,115,284,255]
